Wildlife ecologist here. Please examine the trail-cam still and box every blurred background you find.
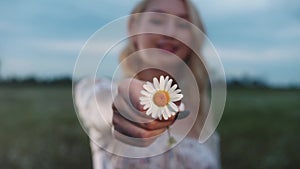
[0,0,299,169]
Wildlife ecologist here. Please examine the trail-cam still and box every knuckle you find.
[136,131,150,138]
[112,103,117,111]
[145,122,156,130]
[112,118,117,126]
[118,79,131,92]
[142,122,149,128]
[117,85,126,96]
[140,122,155,130]
[112,114,120,126]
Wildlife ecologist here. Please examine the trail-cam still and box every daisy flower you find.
[139,76,183,120]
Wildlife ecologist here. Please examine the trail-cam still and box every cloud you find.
[216,46,300,85]
[1,0,299,86]
[193,0,271,20]
[33,39,85,54]
[274,22,300,41]
[1,35,126,78]
[219,46,299,62]
[2,56,74,78]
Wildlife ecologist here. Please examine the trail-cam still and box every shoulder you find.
[74,77,117,112]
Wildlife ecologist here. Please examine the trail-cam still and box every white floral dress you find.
[75,78,221,169]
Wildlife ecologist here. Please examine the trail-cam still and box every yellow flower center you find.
[153,90,170,107]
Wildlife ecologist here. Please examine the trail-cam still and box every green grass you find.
[0,86,91,169]
[218,88,300,169]
[0,86,299,169]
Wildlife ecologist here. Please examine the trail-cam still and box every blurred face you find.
[131,0,193,66]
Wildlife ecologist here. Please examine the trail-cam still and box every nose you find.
[163,20,176,38]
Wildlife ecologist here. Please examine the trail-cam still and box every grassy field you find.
[0,86,91,169]
[0,86,299,169]
[218,87,300,169]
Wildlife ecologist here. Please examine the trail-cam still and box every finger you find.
[113,128,156,147]
[113,102,176,131]
[135,120,174,130]
[112,110,156,148]
[113,101,177,130]
[128,79,146,111]
[119,78,145,112]
[115,79,146,116]
[134,113,178,130]
[113,94,152,124]
[112,110,166,138]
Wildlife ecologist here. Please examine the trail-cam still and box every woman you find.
[75,0,221,168]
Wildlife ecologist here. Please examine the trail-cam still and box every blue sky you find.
[1,0,299,86]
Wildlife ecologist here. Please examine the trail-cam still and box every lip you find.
[157,41,179,55]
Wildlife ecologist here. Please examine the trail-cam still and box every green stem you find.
[167,127,177,147]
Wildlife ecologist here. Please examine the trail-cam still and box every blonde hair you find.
[120,0,209,137]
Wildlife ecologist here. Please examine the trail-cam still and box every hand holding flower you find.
[112,78,179,147]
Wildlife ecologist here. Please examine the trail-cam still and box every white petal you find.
[143,82,155,93]
[155,108,162,120]
[169,102,179,112]
[146,105,155,116]
[162,109,169,120]
[179,102,185,111]
[141,90,151,97]
[146,109,152,115]
[169,84,178,93]
[172,89,182,94]
[164,106,171,118]
[158,112,162,120]
[140,100,150,105]
[170,93,183,99]
[152,108,158,119]
[139,97,151,101]
[159,76,165,90]
[140,97,151,101]
[143,103,150,110]
[153,77,160,90]
[152,111,158,119]
[165,78,173,91]
[170,94,183,102]
[150,104,159,117]
[165,76,169,83]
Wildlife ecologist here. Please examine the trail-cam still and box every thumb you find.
[128,78,146,112]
